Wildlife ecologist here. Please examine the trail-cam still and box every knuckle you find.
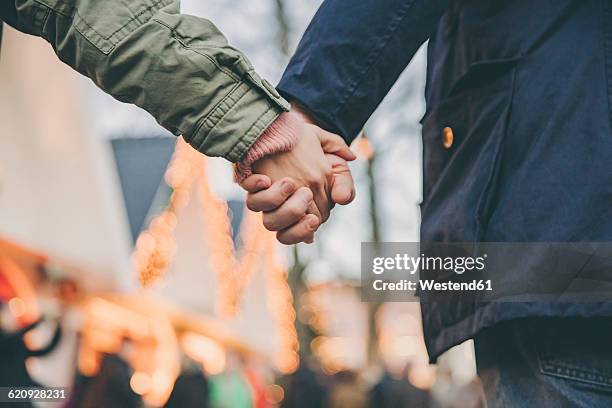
[323,166,333,180]
[278,191,290,201]
[319,208,331,223]
[289,205,306,219]
[262,216,278,231]
[279,177,294,187]
[329,133,343,143]
[268,196,283,209]
[241,177,256,189]
[308,176,322,189]
[276,232,293,246]
[246,198,258,211]
[302,188,314,202]
[278,178,295,197]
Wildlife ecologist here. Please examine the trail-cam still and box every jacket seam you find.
[538,352,612,388]
[34,0,71,19]
[332,0,416,119]
[474,68,517,238]
[36,0,169,39]
[103,0,170,42]
[41,6,52,33]
[227,105,278,160]
[188,82,247,147]
[201,83,251,137]
[73,0,170,54]
[34,0,172,54]
[152,18,241,82]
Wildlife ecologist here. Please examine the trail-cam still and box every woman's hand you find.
[243,122,356,244]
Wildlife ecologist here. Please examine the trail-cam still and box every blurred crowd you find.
[0,312,484,408]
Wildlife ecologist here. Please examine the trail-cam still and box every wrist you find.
[234,111,302,183]
[290,101,318,125]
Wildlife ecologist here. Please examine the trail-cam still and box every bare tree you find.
[273,0,291,56]
[362,132,384,367]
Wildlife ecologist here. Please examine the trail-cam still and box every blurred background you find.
[0,0,482,407]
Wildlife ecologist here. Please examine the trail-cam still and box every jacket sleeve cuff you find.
[184,78,291,162]
[234,111,301,183]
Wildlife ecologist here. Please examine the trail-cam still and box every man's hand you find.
[252,122,354,221]
[242,125,356,245]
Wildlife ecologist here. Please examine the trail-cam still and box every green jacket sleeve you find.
[1,0,289,161]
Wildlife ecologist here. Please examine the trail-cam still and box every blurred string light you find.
[8,297,26,317]
[78,297,180,407]
[135,139,266,317]
[310,336,366,374]
[266,383,285,404]
[354,134,375,161]
[194,156,265,318]
[134,139,298,373]
[0,253,39,324]
[135,139,197,286]
[180,332,226,375]
[262,238,299,374]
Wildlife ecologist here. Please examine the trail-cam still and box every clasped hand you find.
[240,110,356,244]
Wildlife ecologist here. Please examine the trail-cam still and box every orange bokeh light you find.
[8,297,26,317]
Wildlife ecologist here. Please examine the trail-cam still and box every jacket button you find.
[442,127,454,149]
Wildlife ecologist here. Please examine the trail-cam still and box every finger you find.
[312,183,333,224]
[307,201,323,222]
[327,154,356,205]
[246,177,297,212]
[240,174,272,193]
[276,214,320,245]
[262,187,313,231]
[314,126,357,161]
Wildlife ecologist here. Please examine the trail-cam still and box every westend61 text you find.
[373,279,493,292]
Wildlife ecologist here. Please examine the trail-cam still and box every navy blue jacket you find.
[278,0,612,360]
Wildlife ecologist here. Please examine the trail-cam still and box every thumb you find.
[326,154,356,205]
[314,126,357,162]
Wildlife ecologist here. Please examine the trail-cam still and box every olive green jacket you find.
[0,0,289,161]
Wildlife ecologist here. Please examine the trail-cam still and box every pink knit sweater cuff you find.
[234,111,301,183]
